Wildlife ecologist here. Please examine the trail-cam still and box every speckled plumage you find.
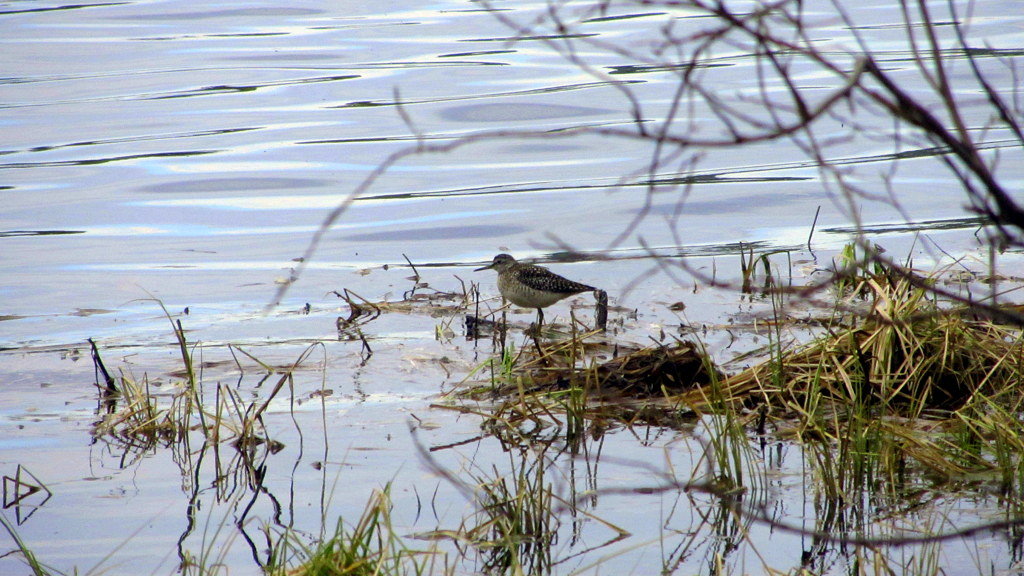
[475,253,595,325]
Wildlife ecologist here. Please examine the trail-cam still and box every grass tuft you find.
[271,485,444,576]
[706,271,1024,419]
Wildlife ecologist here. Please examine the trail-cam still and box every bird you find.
[475,253,596,328]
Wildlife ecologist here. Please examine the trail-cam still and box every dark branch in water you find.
[89,337,117,397]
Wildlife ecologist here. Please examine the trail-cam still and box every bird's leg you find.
[595,289,608,331]
[494,298,508,349]
[531,308,545,356]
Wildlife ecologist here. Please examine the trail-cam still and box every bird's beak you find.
[474,263,494,271]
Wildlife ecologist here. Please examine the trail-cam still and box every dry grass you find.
[90,313,319,462]
[679,272,1024,420]
[459,268,1023,433]
[453,264,1024,502]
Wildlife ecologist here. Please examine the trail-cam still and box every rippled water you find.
[3,0,1020,352]
[2,0,1023,574]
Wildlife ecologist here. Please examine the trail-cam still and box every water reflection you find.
[0,3,128,16]
[138,176,328,194]
[438,103,614,123]
[341,224,528,243]
[110,7,324,20]
[0,150,217,169]
[88,340,323,570]
[0,230,84,237]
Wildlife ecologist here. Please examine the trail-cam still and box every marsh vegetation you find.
[3,0,1023,575]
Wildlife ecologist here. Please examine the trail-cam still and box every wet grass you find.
[438,253,1024,574]
[269,486,447,576]
[711,273,1024,419]
[89,301,325,462]
[11,254,1024,576]
[0,515,55,576]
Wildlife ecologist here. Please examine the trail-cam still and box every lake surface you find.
[2,0,1023,574]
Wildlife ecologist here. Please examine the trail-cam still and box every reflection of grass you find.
[465,459,558,574]
[271,486,444,576]
[415,425,629,576]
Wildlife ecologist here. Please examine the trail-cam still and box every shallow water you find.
[2,0,1024,574]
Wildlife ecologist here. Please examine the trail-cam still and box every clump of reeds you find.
[90,304,314,460]
[458,257,1023,436]
[91,371,183,449]
[462,329,718,398]
[674,265,1024,510]
[269,486,445,576]
[689,271,1024,420]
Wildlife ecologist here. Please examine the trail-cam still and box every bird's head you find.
[474,253,517,272]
